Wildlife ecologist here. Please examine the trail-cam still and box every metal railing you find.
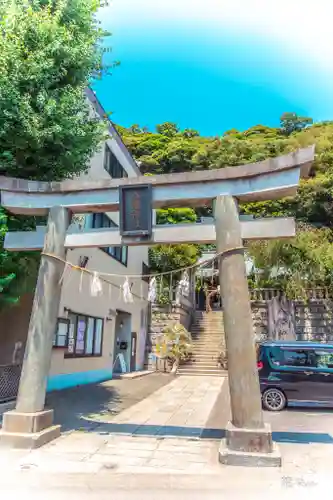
[249,288,332,301]
[0,364,22,403]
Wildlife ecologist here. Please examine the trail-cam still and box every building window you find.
[53,318,69,348]
[92,213,128,266]
[66,313,103,357]
[142,262,150,283]
[104,144,128,179]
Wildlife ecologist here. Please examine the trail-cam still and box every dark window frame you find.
[53,318,70,348]
[142,262,150,283]
[65,312,104,358]
[104,144,128,179]
[92,213,128,267]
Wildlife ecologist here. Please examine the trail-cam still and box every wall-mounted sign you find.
[119,185,152,237]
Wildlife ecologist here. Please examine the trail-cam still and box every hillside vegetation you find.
[120,114,333,297]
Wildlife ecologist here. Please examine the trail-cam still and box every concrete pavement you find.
[1,374,333,497]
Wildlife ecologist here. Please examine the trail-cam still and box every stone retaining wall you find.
[251,297,333,343]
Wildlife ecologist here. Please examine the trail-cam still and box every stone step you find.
[191,354,220,358]
[191,345,221,350]
[193,319,223,323]
[192,340,222,344]
[192,330,223,334]
[192,332,223,335]
[191,332,223,335]
[191,327,224,331]
[177,369,227,376]
[191,343,222,347]
[192,336,222,340]
[191,334,223,338]
[189,353,220,358]
[183,362,220,368]
[191,347,221,352]
[192,329,223,332]
[191,346,221,351]
[192,319,223,322]
[192,324,224,327]
[194,312,223,316]
[191,343,222,348]
[192,320,223,324]
[191,335,223,338]
[191,328,224,331]
[192,326,224,329]
[191,356,220,359]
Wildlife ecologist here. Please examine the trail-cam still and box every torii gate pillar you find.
[1,206,69,449]
[215,196,280,466]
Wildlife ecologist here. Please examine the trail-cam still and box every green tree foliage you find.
[156,122,179,137]
[155,323,192,365]
[149,244,200,274]
[156,208,197,225]
[280,112,313,136]
[248,225,333,298]
[0,0,108,309]
[122,117,333,293]
[182,128,199,138]
[150,208,200,275]
[0,208,40,309]
[0,0,106,180]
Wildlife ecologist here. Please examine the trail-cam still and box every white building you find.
[0,88,150,395]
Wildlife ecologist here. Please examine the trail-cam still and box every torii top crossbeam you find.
[0,146,314,216]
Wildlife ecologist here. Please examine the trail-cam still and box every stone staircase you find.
[177,310,227,377]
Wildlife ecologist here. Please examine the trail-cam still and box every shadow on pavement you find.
[93,421,225,439]
[45,383,122,432]
[44,373,173,433]
[80,420,333,445]
[273,430,333,444]
[286,403,333,413]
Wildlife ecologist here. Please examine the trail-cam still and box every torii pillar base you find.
[218,422,281,467]
[0,410,60,449]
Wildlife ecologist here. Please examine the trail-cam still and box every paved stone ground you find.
[1,376,224,470]
[1,374,333,496]
[44,372,173,432]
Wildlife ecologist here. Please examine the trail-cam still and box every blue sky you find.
[93,0,333,136]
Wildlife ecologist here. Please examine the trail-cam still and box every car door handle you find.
[319,372,331,377]
[304,371,314,376]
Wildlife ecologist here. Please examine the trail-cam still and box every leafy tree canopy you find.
[122,115,333,294]
[0,0,109,309]
[156,122,179,137]
[280,112,313,136]
[248,225,333,298]
[0,0,107,181]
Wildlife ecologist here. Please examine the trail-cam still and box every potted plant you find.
[155,323,192,373]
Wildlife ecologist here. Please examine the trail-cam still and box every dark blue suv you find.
[258,341,333,411]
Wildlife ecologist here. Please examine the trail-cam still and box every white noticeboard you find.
[118,353,127,373]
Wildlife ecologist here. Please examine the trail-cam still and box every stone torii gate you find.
[0,146,314,466]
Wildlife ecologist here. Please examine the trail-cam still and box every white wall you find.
[49,97,149,382]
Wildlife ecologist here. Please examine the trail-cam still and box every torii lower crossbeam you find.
[4,218,295,251]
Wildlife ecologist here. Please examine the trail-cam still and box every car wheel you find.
[262,388,286,411]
